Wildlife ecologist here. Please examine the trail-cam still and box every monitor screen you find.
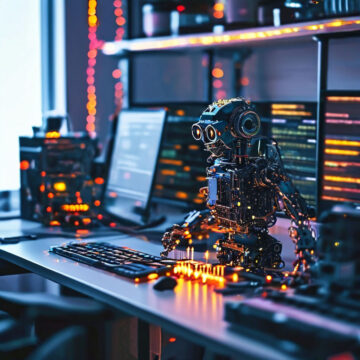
[104,109,166,224]
[153,104,208,208]
[255,102,317,210]
[320,96,360,212]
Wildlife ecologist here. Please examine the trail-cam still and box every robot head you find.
[191,98,261,157]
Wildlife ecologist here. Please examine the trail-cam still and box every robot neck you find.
[228,139,249,165]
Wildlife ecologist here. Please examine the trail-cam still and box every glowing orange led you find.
[327,96,360,102]
[324,186,360,194]
[46,206,52,213]
[168,337,177,343]
[272,104,305,110]
[175,192,188,199]
[325,139,360,147]
[112,0,126,116]
[212,68,224,78]
[20,160,30,170]
[147,273,159,280]
[94,200,101,206]
[325,148,359,156]
[53,182,66,192]
[159,159,183,166]
[214,3,224,11]
[49,220,61,226]
[76,229,89,235]
[322,195,349,202]
[86,0,100,136]
[39,184,45,192]
[45,131,60,138]
[271,110,312,116]
[82,218,92,225]
[97,214,103,220]
[161,169,176,176]
[324,175,360,184]
[61,204,90,212]
[213,11,224,19]
[48,193,54,199]
[94,177,104,185]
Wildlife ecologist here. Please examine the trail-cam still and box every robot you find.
[161,98,316,274]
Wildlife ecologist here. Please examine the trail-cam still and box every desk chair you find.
[0,291,111,360]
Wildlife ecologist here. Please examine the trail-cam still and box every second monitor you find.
[104,109,166,225]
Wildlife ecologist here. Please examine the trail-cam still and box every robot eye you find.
[191,124,203,141]
[205,125,217,143]
[233,110,260,138]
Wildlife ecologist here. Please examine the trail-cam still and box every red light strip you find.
[324,186,360,194]
[322,195,357,202]
[85,1,126,134]
[86,0,104,135]
[325,112,349,118]
[113,0,126,115]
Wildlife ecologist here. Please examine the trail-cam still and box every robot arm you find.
[264,140,316,273]
[161,209,217,257]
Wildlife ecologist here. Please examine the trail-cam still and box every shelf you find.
[102,16,360,55]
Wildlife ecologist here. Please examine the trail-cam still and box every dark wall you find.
[65,1,119,149]
[65,0,88,132]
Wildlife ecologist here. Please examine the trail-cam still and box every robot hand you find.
[161,209,214,257]
[161,224,190,257]
[289,220,316,274]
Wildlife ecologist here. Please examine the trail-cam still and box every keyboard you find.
[50,242,177,280]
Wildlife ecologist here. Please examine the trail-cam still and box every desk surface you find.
[0,219,297,360]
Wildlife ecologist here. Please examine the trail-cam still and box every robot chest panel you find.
[211,167,276,226]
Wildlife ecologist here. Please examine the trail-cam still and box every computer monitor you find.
[152,104,208,208]
[320,95,360,213]
[104,109,166,225]
[255,102,317,210]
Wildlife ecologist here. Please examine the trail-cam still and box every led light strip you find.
[85,1,126,135]
[112,0,126,115]
[103,17,360,54]
[86,0,102,135]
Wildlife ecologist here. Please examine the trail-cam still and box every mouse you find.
[153,276,178,291]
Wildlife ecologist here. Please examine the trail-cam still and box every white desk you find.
[0,219,298,360]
